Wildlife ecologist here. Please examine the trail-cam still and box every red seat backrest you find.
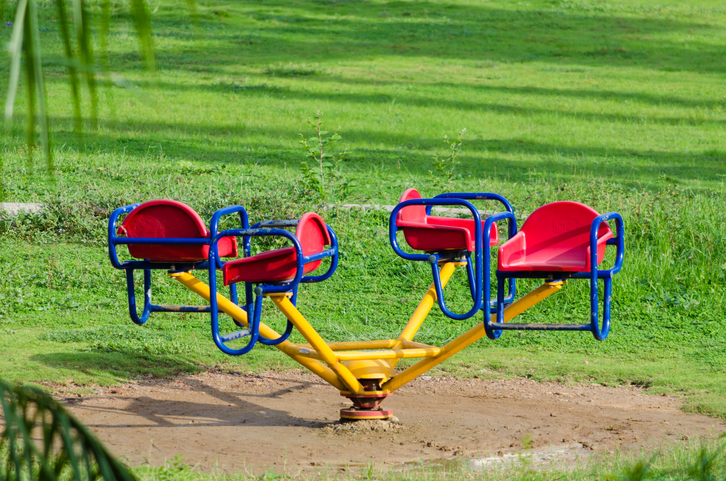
[120,200,211,262]
[521,201,612,252]
[296,212,332,257]
[397,188,427,225]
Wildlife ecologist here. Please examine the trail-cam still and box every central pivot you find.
[340,379,393,420]
[340,360,394,420]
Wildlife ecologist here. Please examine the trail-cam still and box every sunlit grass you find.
[0,0,725,420]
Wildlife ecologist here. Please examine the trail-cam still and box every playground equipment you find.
[109,190,624,420]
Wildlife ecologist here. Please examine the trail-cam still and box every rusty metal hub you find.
[339,379,393,420]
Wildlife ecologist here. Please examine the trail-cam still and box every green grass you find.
[132,437,726,480]
[1,0,726,427]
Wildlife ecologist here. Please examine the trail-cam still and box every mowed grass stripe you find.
[0,0,725,422]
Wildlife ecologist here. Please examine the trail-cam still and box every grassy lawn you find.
[1,0,726,436]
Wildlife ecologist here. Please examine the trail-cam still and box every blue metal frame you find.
[487,212,624,341]
[389,193,517,321]
[108,204,249,325]
[206,221,340,356]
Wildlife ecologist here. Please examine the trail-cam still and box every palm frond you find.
[3,0,169,168]
[128,0,156,72]
[55,0,83,134]
[0,379,138,481]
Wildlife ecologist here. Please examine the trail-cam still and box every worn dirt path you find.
[58,370,725,475]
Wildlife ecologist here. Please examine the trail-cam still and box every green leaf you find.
[4,0,27,122]
[55,0,82,134]
[26,0,52,167]
[72,0,98,128]
[0,379,138,480]
[129,0,156,72]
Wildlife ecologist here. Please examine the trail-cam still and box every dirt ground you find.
[57,370,725,475]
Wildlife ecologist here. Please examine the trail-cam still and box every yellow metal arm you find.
[169,267,564,409]
[382,281,563,393]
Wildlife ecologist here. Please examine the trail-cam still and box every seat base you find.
[222,247,320,285]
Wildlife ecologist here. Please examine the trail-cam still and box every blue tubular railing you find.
[108,204,139,270]
[585,212,624,340]
[432,193,518,312]
[207,223,339,356]
[108,204,249,326]
[390,198,482,320]
[488,212,624,341]
[125,268,151,325]
[246,220,339,284]
[428,192,514,217]
[390,196,515,321]
[209,205,249,269]
[480,211,517,338]
[208,205,249,322]
[302,226,339,284]
[124,269,214,324]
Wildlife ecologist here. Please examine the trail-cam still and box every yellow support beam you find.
[336,347,441,361]
[270,294,365,395]
[169,272,346,391]
[396,263,457,343]
[300,340,397,351]
[295,347,442,361]
[400,340,438,350]
[170,271,564,400]
[382,281,564,393]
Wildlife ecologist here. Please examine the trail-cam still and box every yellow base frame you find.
[169,262,563,399]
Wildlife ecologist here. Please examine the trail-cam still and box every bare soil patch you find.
[55,370,725,475]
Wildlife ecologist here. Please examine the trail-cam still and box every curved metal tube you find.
[390,198,487,320]
[207,224,339,355]
[589,212,625,341]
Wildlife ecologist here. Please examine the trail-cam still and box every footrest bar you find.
[151,304,211,312]
[488,322,591,331]
[220,329,252,342]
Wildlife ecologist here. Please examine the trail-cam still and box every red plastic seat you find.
[396,188,499,253]
[120,200,238,262]
[497,201,613,272]
[222,212,331,285]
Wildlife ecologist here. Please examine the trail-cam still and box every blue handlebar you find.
[207,222,339,355]
[490,211,624,341]
[588,212,624,340]
[390,196,517,321]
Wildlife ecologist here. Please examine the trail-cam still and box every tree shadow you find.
[31,352,201,383]
[42,115,726,191]
[138,78,725,128]
[41,362,335,428]
[124,0,726,75]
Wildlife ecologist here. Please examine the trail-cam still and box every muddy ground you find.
[56,370,725,475]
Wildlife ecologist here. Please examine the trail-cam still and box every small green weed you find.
[155,455,193,481]
[298,111,355,202]
[429,129,466,189]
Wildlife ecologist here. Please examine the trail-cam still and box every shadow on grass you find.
[37,115,726,190]
[126,0,726,75]
[40,0,724,76]
[119,78,726,129]
[31,351,202,382]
